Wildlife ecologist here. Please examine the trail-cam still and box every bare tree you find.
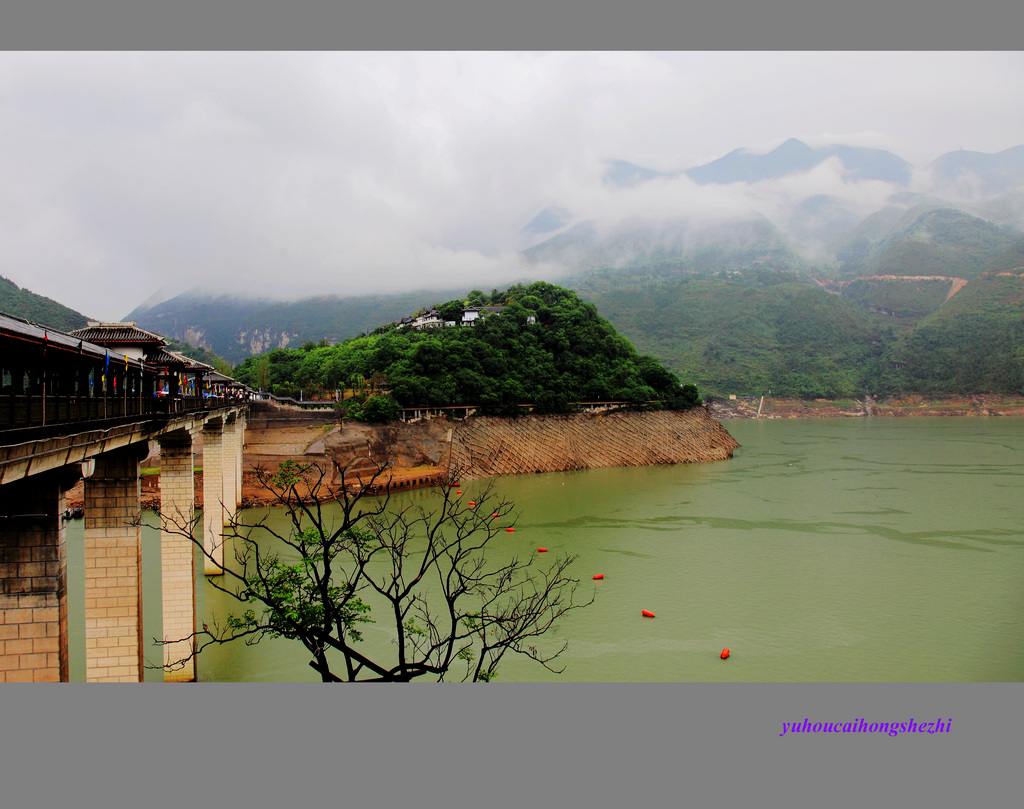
[154,456,592,682]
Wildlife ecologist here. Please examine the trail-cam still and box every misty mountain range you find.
[522,139,1024,266]
[4,138,1024,398]
[603,138,916,188]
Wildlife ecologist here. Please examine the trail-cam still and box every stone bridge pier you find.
[0,466,81,681]
[1,408,246,682]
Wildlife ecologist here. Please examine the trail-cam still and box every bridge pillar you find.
[234,413,245,507]
[157,429,197,682]
[0,469,77,681]
[83,443,148,682]
[202,418,226,576]
[223,414,239,527]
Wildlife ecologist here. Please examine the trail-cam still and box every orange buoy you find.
[456,490,462,495]
[468,501,476,506]
[642,610,655,618]
[505,527,515,532]
[491,513,499,518]
[720,648,730,659]
[537,547,548,552]
[593,574,604,580]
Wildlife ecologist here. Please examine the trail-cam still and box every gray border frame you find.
[2,2,1022,806]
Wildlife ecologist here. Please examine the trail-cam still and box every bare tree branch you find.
[146,455,592,681]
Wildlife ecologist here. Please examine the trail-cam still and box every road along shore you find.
[708,393,1024,419]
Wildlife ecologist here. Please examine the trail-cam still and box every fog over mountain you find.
[521,137,1024,273]
[0,52,1021,320]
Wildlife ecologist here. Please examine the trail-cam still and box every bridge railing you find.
[0,392,242,438]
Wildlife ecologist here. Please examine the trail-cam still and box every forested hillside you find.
[575,268,885,398]
[841,207,1019,280]
[876,272,1024,394]
[233,282,699,417]
[0,275,90,331]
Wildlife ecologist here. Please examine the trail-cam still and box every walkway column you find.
[0,468,77,681]
[157,429,197,682]
[83,443,148,682]
[234,412,245,507]
[202,418,226,576]
[222,414,238,527]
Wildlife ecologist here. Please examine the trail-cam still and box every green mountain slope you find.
[0,275,91,331]
[876,273,1024,394]
[985,235,1024,273]
[575,269,884,399]
[860,207,1019,279]
[838,277,956,334]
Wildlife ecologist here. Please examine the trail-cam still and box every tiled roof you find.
[68,322,166,345]
[0,310,139,366]
[146,348,214,371]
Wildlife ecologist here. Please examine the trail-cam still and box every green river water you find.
[65,417,1024,682]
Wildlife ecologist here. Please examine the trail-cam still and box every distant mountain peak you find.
[599,138,918,191]
[601,160,675,188]
[521,206,572,239]
[685,138,911,186]
[774,137,815,154]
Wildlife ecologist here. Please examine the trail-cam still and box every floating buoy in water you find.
[491,513,499,518]
[537,547,548,552]
[720,648,730,659]
[642,610,655,618]
[468,501,476,506]
[593,574,604,580]
[505,527,515,532]
[456,490,462,495]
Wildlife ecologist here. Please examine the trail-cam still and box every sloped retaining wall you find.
[448,408,739,482]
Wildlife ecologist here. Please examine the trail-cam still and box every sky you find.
[1,51,1022,321]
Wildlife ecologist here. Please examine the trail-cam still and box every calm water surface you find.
[65,417,1024,681]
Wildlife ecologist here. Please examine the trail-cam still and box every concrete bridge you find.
[1,312,250,682]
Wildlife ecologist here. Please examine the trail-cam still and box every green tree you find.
[155,459,591,681]
[437,300,466,323]
[255,354,271,391]
[358,394,402,423]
